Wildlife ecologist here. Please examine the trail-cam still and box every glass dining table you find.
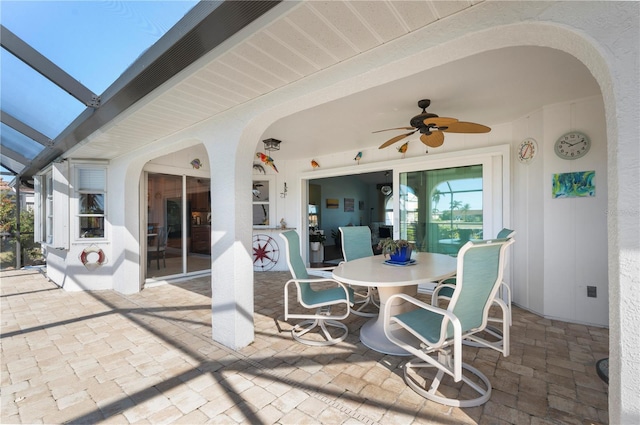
[332,252,457,356]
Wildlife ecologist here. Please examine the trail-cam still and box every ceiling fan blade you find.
[378,130,416,149]
[372,127,415,134]
[420,131,444,148]
[441,121,491,133]
[423,117,458,127]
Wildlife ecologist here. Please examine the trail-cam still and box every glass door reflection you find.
[146,173,212,279]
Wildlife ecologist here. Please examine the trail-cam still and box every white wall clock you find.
[517,138,538,164]
[554,131,590,160]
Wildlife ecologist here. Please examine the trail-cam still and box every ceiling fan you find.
[374,99,491,149]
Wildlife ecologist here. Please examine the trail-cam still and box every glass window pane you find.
[0,49,86,138]
[253,204,269,226]
[79,216,104,238]
[252,180,269,202]
[400,165,483,255]
[0,123,45,159]
[79,194,104,214]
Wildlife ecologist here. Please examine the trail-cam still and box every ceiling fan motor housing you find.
[410,112,437,128]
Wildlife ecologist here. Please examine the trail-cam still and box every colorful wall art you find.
[344,198,354,212]
[552,171,595,198]
[326,198,339,209]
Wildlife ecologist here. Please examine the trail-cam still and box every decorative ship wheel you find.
[252,234,280,271]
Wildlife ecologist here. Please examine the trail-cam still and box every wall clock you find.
[554,131,590,160]
[517,138,538,164]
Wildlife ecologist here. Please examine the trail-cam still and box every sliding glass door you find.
[146,173,210,280]
[399,164,483,255]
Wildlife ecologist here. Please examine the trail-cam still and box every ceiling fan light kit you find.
[375,99,491,150]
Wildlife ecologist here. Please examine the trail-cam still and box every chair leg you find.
[403,354,492,407]
[351,287,380,317]
[463,298,510,356]
[290,306,349,346]
[351,287,379,317]
[291,318,349,346]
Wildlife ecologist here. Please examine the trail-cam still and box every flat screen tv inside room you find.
[379,225,392,239]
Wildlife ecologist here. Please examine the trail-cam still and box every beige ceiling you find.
[67,1,600,163]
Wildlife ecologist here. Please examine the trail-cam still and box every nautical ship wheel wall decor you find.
[252,234,280,271]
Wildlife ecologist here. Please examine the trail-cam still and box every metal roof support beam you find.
[1,25,100,108]
[1,110,53,147]
[1,146,30,166]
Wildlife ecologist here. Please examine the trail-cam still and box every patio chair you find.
[433,228,515,355]
[383,238,514,407]
[280,230,354,346]
[339,226,379,317]
[147,226,168,269]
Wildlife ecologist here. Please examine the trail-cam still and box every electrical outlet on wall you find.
[587,286,597,298]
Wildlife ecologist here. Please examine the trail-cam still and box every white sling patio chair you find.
[433,228,515,355]
[383,238,514,407]
[280,230,354,346]
[339,226,379,317]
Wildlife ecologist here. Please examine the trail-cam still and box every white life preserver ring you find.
[80,245,107,270]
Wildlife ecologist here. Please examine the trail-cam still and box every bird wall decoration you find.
[354,151,362,164]
[311,159,320,169]
[397,142,409,158]
[256,152,278,173]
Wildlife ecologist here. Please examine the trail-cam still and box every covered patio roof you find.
[2,1,600,187]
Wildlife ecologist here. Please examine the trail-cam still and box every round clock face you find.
[517,138,538,163]
[554,132,590,160]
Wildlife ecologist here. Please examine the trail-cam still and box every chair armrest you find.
[306,266,335,279]
[385,293,459,326]
[284,277,353,307]
[307,265,336,272]
[432,283,457,305]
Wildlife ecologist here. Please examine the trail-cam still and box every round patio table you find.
[332,252,457,356]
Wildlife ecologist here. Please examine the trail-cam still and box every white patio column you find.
[205,131,254,349]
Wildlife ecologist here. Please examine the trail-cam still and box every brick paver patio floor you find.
[1,268,608,424]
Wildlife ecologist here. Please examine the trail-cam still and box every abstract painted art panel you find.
[552,171,595,198]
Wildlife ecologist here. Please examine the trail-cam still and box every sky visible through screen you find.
[0,0,198,176]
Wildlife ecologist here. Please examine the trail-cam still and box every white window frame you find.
[252,175,275,228]
[298,144,511,249]
[72,163,108,242]
[34,162,70,249]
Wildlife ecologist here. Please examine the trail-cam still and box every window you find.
[253,177,274,226]
[75,166,106,239]
[34,162,70,248]
[40,170,53,244]
[399,164,483,255]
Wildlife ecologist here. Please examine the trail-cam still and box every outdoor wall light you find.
[263,138,281,151]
